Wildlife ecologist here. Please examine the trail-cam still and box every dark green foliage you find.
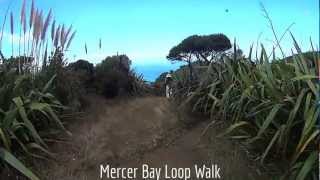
[0,69,32,110]
[40,49,86,110]
[167,33,231,82]
[93,54,151,98]
[0,65,69,180]
[94,55,132,98]
[68,59,94,75]
[68,59,94,89]
[167,34,231,64]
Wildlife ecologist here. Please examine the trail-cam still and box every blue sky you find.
[0,0,319,67]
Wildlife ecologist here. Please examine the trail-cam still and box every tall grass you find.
[0,0,76,74]
[0,0,75,179]
[179,36,319,179]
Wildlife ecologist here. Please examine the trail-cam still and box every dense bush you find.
[68,59,94,74]
[94,54,150,98]
[94,55,131,97]
[39,49,87,110]
[68,59,94,89]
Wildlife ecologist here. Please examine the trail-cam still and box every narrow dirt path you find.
[35,95,269,180]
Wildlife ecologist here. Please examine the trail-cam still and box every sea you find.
[132,60,185,82]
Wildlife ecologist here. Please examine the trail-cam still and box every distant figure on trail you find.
[165,71,173,98]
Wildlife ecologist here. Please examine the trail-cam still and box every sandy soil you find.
[12,95,269,180]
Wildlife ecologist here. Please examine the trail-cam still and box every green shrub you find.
[68,59,94,89]
[40,49,87,110]
[94,54,132,98]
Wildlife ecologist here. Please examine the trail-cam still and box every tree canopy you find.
[68,59,94,75]
[167,33,231,64]
[96,55,131,74]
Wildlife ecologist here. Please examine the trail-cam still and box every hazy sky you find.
[0,0,318,65]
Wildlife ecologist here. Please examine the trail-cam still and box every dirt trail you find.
[35,95,269,180]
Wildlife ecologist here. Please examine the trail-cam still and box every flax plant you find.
[182,38,319,179]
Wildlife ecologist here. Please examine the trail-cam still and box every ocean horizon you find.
[132,60,185,82]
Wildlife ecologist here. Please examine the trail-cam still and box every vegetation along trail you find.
[31,95,269,180]
[0,1,318,179]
